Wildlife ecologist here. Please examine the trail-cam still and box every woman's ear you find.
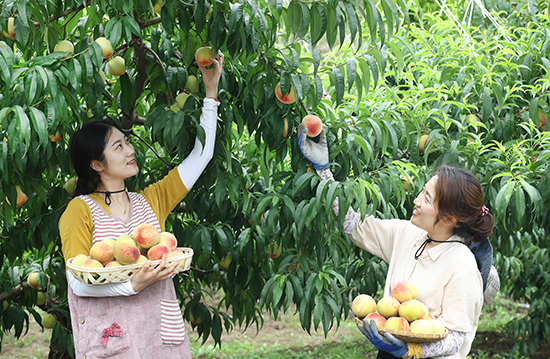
[442,215,457,227]
[90,160,103,172]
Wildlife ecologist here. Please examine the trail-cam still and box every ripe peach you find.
[185,75,199,93]
[95,37,114,59]
[538,110,547,131]
[103,238,116,249]
[147,244,171,261]
[410,319,434,334]
[71,254,89,267]
[391,280,418,303]
[8,185,28,207]
[282,118,289,138]
[27,272,40,289]
[376,296,400,319]
[115,234,136,247]
[137,255,148,263]
[195,46,213,67]
[419,135,432,154]
[82,258,103,268]
[351,294,377,319]
[158,232,177,250]
[268,243,282,258]
[398,299,423,322]
[49,131,62,142]
[4,17,15,39]
[114,241,141,265]
[132,223,160,249]
[419,301,430,320]
[302,115,323,137]
[365,312,387,327]
[275,82,296,104]
[105,260,123,268]
[429,319,446,334]
[89,241,115,265]
[385,316,409,331]
[108,56,126,76]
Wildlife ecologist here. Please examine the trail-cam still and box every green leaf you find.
[343,2,357,45]
[365,55,378,88]
[309,2,326,46]
[332,67,344,106]
[28,107,48,147]
[346,57,357,92]
[14,106,31,144]
[495,181,515,220]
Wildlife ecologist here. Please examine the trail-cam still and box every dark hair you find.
[69,120,118,196]
[433,165,493,243]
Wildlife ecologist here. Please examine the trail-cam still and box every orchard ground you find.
[1,293,549,359]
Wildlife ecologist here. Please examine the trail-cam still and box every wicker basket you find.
[354,317,448,343]
[67,247,193,285]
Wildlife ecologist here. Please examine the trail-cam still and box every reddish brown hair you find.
[433,165,493,243]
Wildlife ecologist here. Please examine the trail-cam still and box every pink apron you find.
[67,193,191,359]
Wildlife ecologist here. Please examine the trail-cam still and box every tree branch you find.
[0,281,31,303]
[144,46,174,104]
[129,129,171,167]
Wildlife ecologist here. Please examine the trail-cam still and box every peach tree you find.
[0,0,549,357]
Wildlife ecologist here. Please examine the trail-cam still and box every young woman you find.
[59,52,224,359]
[297,124,495,359]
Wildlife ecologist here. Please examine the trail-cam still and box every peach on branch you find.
[419,135,432,154]
[3,17,15,39]
[108,56,126,76]
[465,114,481,132]
[195,46,213,67]
[42,313,56,329]
[268,243,282,258]
[351,294,377,319]
[537,110,547,131]
[53,40,74,57]
[398,299,423,322]
[365,312,387,327]
[170,104,181,113]
[376,296,400,319]
[95,37,114,59]
[48,131,62,142]
[3,300,8,312]
[282,118,289,138]
[220,253,232,269]
[89,241,115,265]
[36,291,46,306]
[185,75,199,93]
[15,185,28,207]
[132,223,160,249]
[27,272,40,289]
[64,177,77,196]
[275,82,296,104]
[175,93,191,109]
[147,243,171,261]
[158,232,177,251]
[153,0,164,13]
[401,175,413,192]
[385,316,409,331]
[302,114,323,137]
[391,280,418,303]
[430,319,446,334]
[410,319,433,334]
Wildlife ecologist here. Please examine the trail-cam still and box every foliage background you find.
[0,0,549,357]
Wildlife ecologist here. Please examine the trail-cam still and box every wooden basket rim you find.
[67,247,193,285]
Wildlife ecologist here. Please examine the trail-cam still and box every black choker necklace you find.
[414,235,465,260]
[95,189,126,206]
